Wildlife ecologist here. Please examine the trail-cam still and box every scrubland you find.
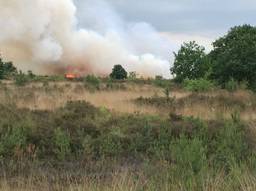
[1,78,256,191]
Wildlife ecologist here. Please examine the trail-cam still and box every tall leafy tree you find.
[171,41,208,82]
[110,65,128,80]
[210,24,256,88]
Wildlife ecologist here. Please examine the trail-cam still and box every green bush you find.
[53,128,71,161]
[98,133,123,157]
[153,76,171,88]
[170,135,207,175]
[105,78,126,90]
[0,125,29,157]
[84,75,100,90]
[14,71,29,86]
[212,120,249,170]
[183,78,215,92]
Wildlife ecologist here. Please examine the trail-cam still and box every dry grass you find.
[1,170,256,191]
[0,82,187,115]
[1,81,256,120]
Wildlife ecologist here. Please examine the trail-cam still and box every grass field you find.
[1,79,256,190]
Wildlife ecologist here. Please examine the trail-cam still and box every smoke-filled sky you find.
[0,0,255,77]
[75,0,256,49]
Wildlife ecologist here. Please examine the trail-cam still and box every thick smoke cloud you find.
[0,0,173,77]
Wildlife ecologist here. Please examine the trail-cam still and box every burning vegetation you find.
[65,73,79,80]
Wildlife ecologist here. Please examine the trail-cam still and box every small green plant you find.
[170,135,207,176]
[184,78,215,92]
[53,128,71,161]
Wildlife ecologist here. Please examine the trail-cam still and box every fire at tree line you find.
[1,24,256,90]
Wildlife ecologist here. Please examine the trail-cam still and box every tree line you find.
[171,24,256,90]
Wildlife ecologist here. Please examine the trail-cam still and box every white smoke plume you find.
[0,0,173,77]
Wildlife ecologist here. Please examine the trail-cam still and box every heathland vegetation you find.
[1,24,256,190]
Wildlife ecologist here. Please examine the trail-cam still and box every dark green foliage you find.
[0,57,17,79]
[210,25,256,89]
[171,41,209,82]
[110,65,127,80]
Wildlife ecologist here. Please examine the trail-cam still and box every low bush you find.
[14,71,29,86]
[183,78,215,92]
[53,128,71,161]
[212,119,250,170]
[153,75,172,88]
[170,135,207,181]
[0,101,255,189]
[105,78,126,90]
[84,75,101,90]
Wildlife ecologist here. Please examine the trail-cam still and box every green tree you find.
[0,57,17,79]
[110,65,127,80]
[210,24,256,89]
[171,41,208,82]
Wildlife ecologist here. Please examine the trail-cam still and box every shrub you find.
[212,118,250,170]
[153,76,171,88]
[14,71,29,86]
[105,78,126,90]
[98,133,123,157]
[84,75,100,90]
[183,78,215,92]
[53,128,71,161]
[0,125,28,157]
[170,135,207,176]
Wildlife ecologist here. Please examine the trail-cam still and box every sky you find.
[74,0,256,51]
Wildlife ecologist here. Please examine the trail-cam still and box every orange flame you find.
[65,74,78,79]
